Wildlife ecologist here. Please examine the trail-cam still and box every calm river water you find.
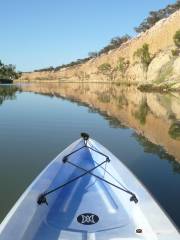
[0,83,180,228]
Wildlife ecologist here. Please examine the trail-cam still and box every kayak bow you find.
[0,133,179,239]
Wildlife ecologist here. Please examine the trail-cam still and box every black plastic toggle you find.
[106,157,110,162]
[37,194,48,205]
[81,132,89,141]
[130,194,138,204]
[63,156,68,163]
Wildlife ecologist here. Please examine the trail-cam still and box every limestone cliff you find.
[19,10,180,90]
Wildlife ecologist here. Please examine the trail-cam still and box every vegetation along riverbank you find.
[17,2,180,92]
[0,60,21,84]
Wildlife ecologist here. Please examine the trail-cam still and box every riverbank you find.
[0,79,13,84]
[15,79,180,93]
[18,10,180,91]
[138,82,180,92]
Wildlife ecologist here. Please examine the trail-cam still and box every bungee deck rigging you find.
[37,133,138,205]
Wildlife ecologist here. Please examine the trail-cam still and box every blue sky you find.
[0,0,176,71]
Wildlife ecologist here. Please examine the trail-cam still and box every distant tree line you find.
[0,60,21,81]
[134,0,180,33]
[34,57,93,72]
[34,66,54,72]
[34,35,131,73]
[97,34,131,55]
[34,1,180,73]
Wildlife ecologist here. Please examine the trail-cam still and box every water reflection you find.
[21,82,180,164]
[133,133,180,173]
[0,85,20,105]
[169,121,180,140]
[133,97,150,125]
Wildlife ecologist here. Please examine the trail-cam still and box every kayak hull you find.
[0,137,179,240]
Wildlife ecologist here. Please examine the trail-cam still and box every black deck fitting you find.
[37,194,48,205]
[62,156,68,163]
[130,194,138,204]
[106,157,110,162]
[81,132,89,141]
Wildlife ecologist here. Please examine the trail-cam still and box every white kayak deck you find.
[0,138,179,240]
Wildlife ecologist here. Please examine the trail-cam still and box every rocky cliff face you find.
[19,10,180,90]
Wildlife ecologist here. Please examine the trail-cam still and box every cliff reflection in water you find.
[21,82,180,166]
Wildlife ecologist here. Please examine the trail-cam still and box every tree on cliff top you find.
[135,0,180,33]
[99,35,131,55]
[88,52,98,58]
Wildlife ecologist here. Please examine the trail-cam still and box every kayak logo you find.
[77,213,99,225]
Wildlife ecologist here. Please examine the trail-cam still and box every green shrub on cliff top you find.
[134,1,180,33]
[99,35,131,55]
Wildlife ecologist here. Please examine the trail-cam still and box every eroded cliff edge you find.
[19,10,180,91]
